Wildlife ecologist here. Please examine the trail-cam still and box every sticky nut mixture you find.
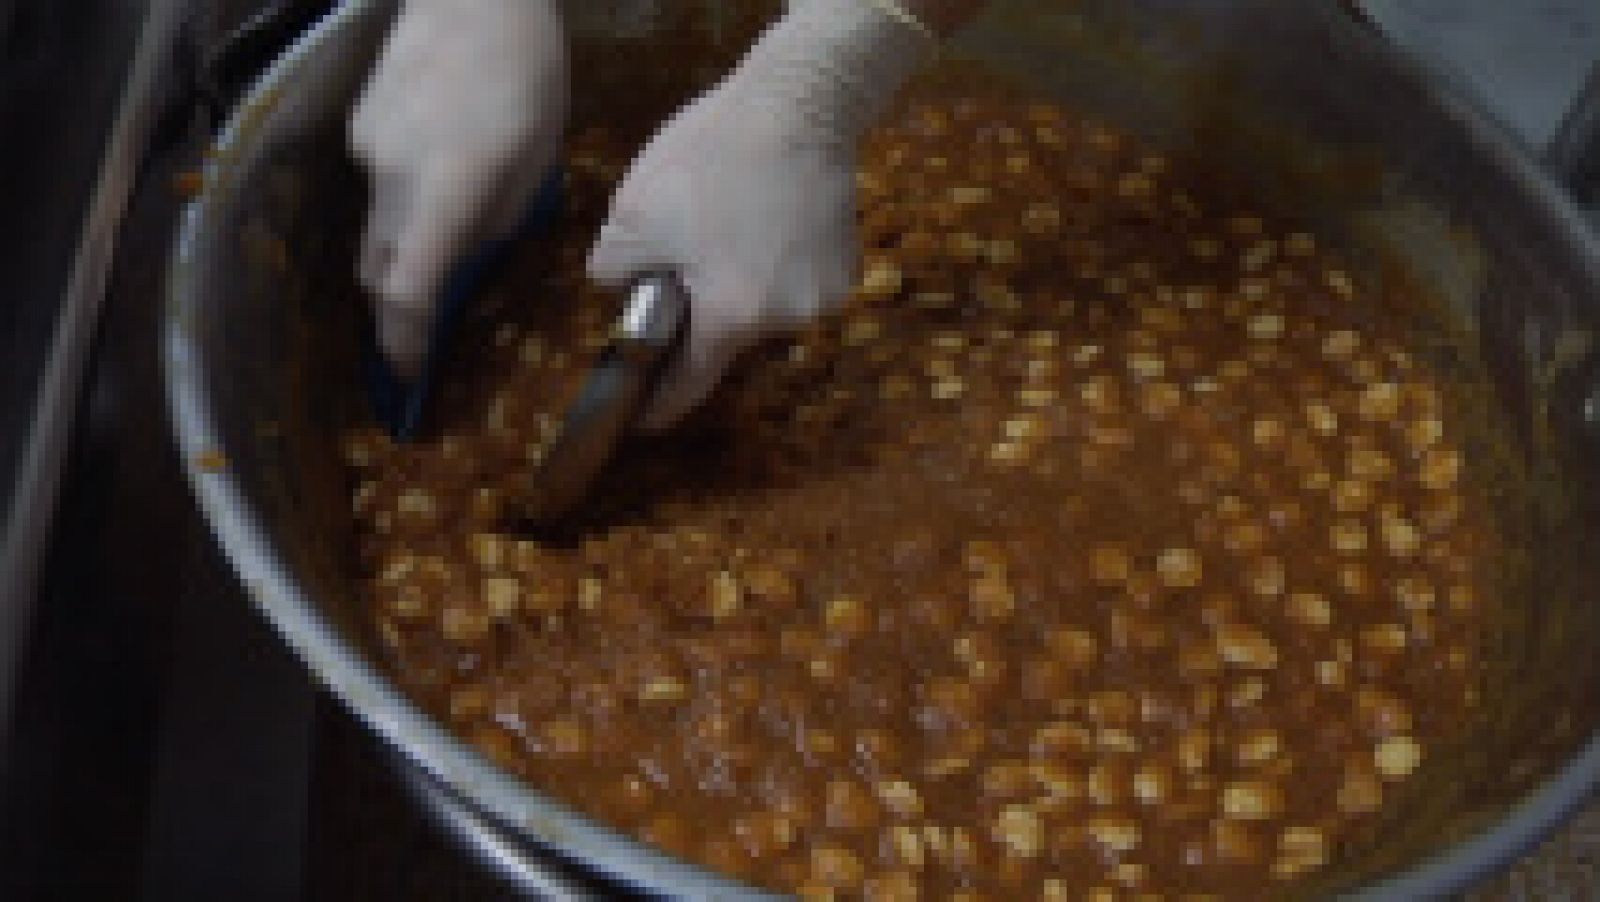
[344,94,1492,899]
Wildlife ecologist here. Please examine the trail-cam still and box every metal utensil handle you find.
[612,273,691,363]
[518,274,689,524]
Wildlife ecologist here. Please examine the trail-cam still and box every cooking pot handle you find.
[1334,1,1600,216]
[1546,60,1600,215]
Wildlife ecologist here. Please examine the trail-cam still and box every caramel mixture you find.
[343,94,1491,899]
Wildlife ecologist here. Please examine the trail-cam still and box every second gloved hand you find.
[350,0,569,377]
[588,0,933,429]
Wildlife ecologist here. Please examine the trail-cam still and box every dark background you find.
[0,2,515,898]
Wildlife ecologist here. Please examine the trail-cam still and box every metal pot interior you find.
[168,0,1600,896]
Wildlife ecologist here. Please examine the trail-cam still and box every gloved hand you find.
[589,0,934,429]
[349,0,569,377]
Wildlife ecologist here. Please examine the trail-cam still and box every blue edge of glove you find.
[362,166,567,442]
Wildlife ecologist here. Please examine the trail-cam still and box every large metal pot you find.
[166,0,1600,897]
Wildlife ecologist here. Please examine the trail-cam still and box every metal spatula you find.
[516,273,688,525]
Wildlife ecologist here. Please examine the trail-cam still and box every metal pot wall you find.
[166,0,1600,897]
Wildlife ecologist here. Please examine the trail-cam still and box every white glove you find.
[349,0,570,376]
[588,0,934,429]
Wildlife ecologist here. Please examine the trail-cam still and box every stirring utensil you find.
[363,167,567,441]
[517,273,689,525]
[357,160,686,523]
